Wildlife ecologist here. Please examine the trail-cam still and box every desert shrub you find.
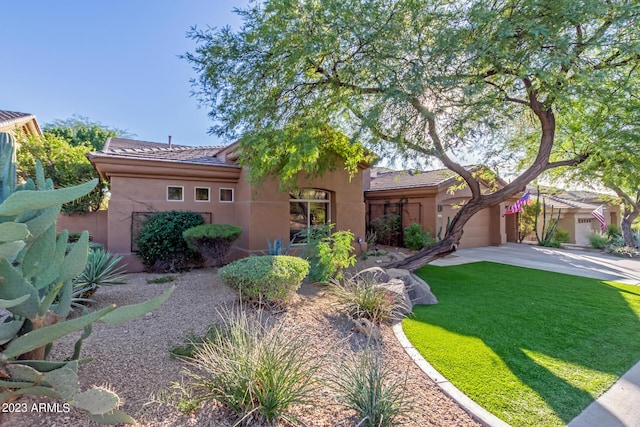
[169,324,223,359]
[538,240,562,248]
[369,214,401,246]
[147,275,176,284]
[72,248,127,304]
[182,308,321,424]
[403,223,436,250]
[327,275,408,323]
[219,255,309,305]
[136,211,204,271]
[261,236,296,255]
[588,232,610,249]
[183,224,242,267]
[606,245,639,258]
[606,224,622,239]
[299,224,356,282]
[327,350,411,427]
[553,227,570,243]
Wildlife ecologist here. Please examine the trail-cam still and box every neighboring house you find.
[0,110,43,137]
[521,191,621,246]
[364,167,509,248]
[87,138,367,272]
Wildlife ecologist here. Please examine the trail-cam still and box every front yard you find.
[403,261,640,427]
[4,269,479,427]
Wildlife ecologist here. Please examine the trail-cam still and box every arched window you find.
[289,189,330,241]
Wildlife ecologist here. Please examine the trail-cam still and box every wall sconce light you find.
[437,204,443,212]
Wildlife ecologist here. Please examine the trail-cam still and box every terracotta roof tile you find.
[94,138,232,167]
[367,168,459,191]
[0,110,35,127]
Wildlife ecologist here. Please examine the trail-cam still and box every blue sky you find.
[2,1,248,147]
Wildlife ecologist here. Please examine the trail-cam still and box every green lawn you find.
[403,261,640,427]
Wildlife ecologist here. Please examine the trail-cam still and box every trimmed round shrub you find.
[219,255,309,305]
[136,211,204,271]
[183,224,242,267]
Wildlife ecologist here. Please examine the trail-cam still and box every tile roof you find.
[94,138,233,167]
[105,137,188,150]
[367,167,460,191]
[544,195,600,211]
[0,110,36,127]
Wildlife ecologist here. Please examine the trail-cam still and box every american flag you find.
[591,205,606,231]
[505,191,531,215]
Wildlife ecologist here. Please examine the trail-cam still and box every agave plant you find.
[72,248,127,304]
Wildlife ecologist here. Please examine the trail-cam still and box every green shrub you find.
[588,232,610,249]
[169,324,223,359]
[368,214,401,246]
[136,211,204,271]
[606,224,622,239]
[182,308,321,424]
[327,350,411,427]
[553,227,570,243]
[219,255,309,305]
[72,248,127,304]
[403,223,436,250]
[147,275,176,284]
[327,275,408,323]
[183,224,242,267]
[299,224,356,282]
[538,240,562,248]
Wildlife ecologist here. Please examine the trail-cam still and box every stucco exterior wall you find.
[233,166,366,258]
[57,211,109,248]
[107,175,238,271]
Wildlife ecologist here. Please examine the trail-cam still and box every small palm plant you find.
[72,248,127,304]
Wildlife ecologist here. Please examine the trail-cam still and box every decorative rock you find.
[350,266,438,320]
[355,266,390,283]
[387,251,408,262]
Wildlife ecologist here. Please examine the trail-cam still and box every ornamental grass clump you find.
[219,255,309,305]
[327,275,408,324]
[182,308,321,425]
[327,350,411,427]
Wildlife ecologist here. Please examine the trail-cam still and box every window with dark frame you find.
[220,188,234,202]
[289,189,330,242]
[167,186,183,201]
[195,187,210,202]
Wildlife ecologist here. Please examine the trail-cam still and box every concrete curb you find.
[392,322,511,427]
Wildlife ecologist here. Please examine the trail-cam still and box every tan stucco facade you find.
[365,182,507,249]
[89,154,366,272]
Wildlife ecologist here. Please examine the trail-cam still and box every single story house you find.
[86,138,367,272]
[521,191,621,246]
[0,110,42,137]
[364,167,510,248]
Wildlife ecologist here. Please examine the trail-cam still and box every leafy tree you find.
[528,74,640,248]
[17,116,132,213]
[185,0,639,270]
[44,115,133,151]
[17,132,104,213]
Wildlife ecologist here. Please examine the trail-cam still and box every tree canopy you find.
[186,0,640,269]
[17,116,131,213]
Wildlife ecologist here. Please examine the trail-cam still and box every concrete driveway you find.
[431,243,640,285]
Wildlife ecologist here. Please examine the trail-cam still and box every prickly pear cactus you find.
[0,132,17,204]
[0,137,174,424]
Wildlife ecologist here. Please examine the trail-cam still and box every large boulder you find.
[354,267,438,318]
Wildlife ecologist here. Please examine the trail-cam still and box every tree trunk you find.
[622,211,638,248]
[386,200,480,270]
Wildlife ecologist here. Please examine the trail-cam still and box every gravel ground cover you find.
[1,265,480,427]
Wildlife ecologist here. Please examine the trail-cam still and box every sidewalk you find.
[428,244,640,426]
